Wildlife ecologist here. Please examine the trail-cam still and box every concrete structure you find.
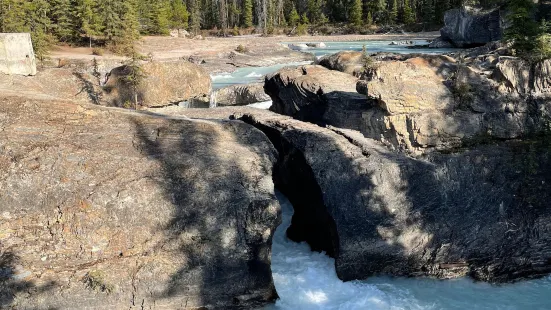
[0,33,37,76]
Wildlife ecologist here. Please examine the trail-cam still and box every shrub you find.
[232,25,240,36]
[84,270,114,293]
[296,23,308,36]
[92,47,104,56]
[236,44,249,53]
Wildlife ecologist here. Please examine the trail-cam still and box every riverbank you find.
[47,32,440,74]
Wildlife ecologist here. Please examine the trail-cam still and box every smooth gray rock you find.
[439,7,503,47]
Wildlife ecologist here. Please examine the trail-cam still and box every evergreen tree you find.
[307,0,322,24]
[0,0,27,32]
[349,0,362,26]
[390,0,398,24]
[243,0,253,27]
[74,0,100,47]
[403,0,415,25]
[169,0,190,30]
[288,6,299,26]
[505,0,540,58]
[366,11,373,26]
[50,0,74,42]
[300,13,309,24]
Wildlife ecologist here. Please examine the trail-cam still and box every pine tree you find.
[505,0,540,57]
[366,11,373,26]
[50,0,74,42]
[390,0,398,24]
[0,0,27,32]
[169,0,190,30]
[288,6,299,26]
[403,0,415,25]
[74,0,100,47]
[300,13,309,24]
[25,0,53,60]
[349,0,362,26]
[243,0,253,27]
[307,0,322,24]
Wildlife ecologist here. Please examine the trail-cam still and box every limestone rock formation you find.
[238,111,551,283]
[0,97,279,309]
[214,83,270,106]
[317,51,365,76]
[103,61,211,108]
[436,7,503,48]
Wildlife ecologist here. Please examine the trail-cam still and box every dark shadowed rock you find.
[103,61,211,108]
[265,65,367,129]
[0,97,279,309]
[214,83,270,106]
[438,7,503,48]
[238,111,551,284]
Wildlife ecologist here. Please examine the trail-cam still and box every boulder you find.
[103,61,211,108]
[0,97,280,309]
[238,111,551,283]
[265,65,367,129]
[213,83,271,106]
[428,37,454,48]
[306,42,327,48]
[361,57,454,114]
[288,44,309,51]
[317,51,365,76]
[438,7,503,47]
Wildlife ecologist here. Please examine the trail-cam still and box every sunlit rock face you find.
[0,97,280,309]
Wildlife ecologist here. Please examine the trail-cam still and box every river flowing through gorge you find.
[208,40,551,309]
[266,192,551,310]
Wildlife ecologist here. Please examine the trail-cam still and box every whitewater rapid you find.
[267,192,551,310]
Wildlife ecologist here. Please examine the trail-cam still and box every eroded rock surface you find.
[0,97,279,309]
[267,48,551,154]
[214,83,270,106]
[103,61,211,108]
[238,111,551,284]
[265,65,366,129]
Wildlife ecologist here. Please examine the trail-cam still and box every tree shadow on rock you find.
[130,115,278,309]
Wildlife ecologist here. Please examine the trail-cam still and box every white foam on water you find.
[247,100,272,109]
[245,72,264,78]
[211,72,232,80]
[267,192,551,310]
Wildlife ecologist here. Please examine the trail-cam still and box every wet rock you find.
[306,42,327,48]
[238,111,551,284]
[428,37,454,48]
[0,97,279,309]
[288,44,309,51]
[214,83,270,106]
[103,61,211,108]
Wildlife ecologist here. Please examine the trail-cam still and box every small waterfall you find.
[209,90,218,108]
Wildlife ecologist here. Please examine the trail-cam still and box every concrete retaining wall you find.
[0,33,37,76]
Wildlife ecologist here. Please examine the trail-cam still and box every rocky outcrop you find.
[238,111,551,283]
[103,61,211,108]
[265,65,367,129]
[214,83,270,106]
[0,97,279,309]
[317,51,365,76]
[436,7,503,48]
[267,49,551,154]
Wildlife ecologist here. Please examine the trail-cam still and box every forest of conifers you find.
[0,0,496,46]
[0,0,548,58]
